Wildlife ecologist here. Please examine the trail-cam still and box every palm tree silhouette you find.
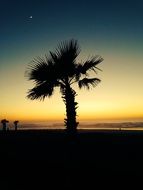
[14,120,19,131]
[1,119,9,131]
[26,39,103,133]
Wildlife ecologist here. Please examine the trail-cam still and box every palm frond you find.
[26,57,57,84]
[50,39,80,68]
[47,40,80,79]
[78,78,101,89]
[74,64,83,82]
[49,51,58,63]
[27,82,55,100]
[80,56,103,75]
[56,39,80,60]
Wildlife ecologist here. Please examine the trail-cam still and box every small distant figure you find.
[14,120,19,131]
[1,119,9,131]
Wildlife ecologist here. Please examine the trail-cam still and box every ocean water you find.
[0,121,143,130]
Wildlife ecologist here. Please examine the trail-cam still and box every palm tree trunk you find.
[62,84,78,133]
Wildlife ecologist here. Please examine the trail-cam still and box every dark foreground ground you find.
[0,129,143,189]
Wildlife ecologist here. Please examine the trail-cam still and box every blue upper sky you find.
[1,0,143,61]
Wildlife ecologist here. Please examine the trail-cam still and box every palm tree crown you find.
[26,39,103,132]
[1,119,9,131]
[14,120,19,130]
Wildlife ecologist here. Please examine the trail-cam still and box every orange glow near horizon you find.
[1,83,143,123]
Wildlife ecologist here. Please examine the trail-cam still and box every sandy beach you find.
[0,129,143,188]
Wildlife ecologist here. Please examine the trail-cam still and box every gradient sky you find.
[0,0,143,123]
